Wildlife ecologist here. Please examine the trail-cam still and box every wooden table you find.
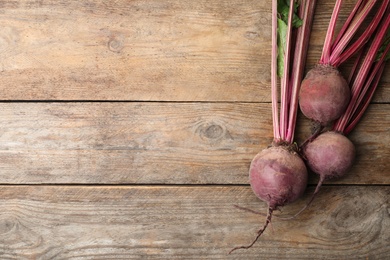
[0,0,388,259]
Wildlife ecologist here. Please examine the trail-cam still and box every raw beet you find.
[229,0,316,253]
[299,65,350,125]
[303,131,355,180]
[273,131,356,220]
[249,145,308,208]
[229,145,308,253]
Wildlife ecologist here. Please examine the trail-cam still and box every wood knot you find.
[204,124,224,139]
[0,214,43,248]
[0,216,17,235]
[108,37,124,53]
[244,31,259,40]
[196,121,229,142]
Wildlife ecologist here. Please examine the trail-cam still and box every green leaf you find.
[277,0,302,28]
[277,18,288,77]
[276,0,303,77]
[375,29,390,62]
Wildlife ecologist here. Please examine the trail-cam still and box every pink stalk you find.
[320,0,343,64]
[286,0,317,143]
[332,0,389,67]
[329,0,378,65]
[331,0,364,49]
[271,0,280,142]
[350,46,390,121]
[279,0,295,141]
[334,11,390,133]
[347,47,365,84]
[272,0,316,143]
[344,63,386,135]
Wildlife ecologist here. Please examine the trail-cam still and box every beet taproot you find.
[299,65,350,125]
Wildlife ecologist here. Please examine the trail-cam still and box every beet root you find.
[229,145,307,253]
[299,65,350,125]
[275,131,356,220]
[249,145,308,207]
[303,131,355,180]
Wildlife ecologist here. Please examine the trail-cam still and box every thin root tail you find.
[277,176,324,220]
[233,205,267,216]
[228,207,274,254]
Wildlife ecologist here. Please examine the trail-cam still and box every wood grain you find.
[1,0,389,258]
[0,0,388,102]
[0,102,388,185]
[0,185,388,259]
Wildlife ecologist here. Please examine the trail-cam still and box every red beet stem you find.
[272,0,316,144]
[350,47,389,120]
[329,0,378,66]
[334,10,390,133]
[332,0,389,67]
[271,0,280,141]
[344,62,386,135]
[280,0,295,141]
[320,0,343,64]
[286,0,317,143]
[331,0,364,50]
[347,47,365,84]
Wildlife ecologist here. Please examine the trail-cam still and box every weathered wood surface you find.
[1,0,389,259]
[0,0,389,102]
[0,185,388,259]
[0,103,388,185]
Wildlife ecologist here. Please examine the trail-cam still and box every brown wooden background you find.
[0,0,389,259]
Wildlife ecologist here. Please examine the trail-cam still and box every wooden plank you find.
[0,102,388,185]
[0,185,388,259]
[0,0,388,102]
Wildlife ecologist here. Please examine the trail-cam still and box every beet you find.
[229,0,316,253]
[229,145,308,253]
[250,146,308,207]
[303,131,355,180]
[299,65,350,125]
[278,131,356,220]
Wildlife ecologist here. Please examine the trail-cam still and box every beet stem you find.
[280,0,296,141]
[229,207,274,254]
[299,124,324,149]
[331,0,364,50]
[332,0,389,67]
[320,0,343,64]
[344,60,386,135]
[347,47,365,84]
[286,0,317,143]
[351,46,389,118]
[334,11,390,133]
[329,0,378,66]
[271,0,280,141]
